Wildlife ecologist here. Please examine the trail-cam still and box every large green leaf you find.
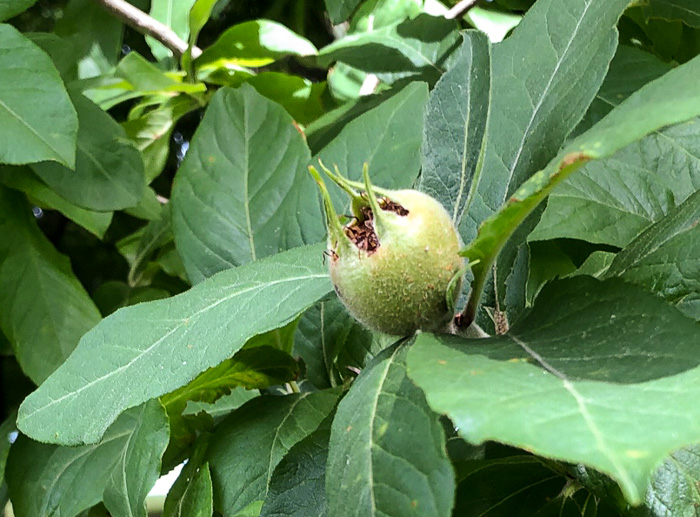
[316,81,428,208]
[16,244,332,445]
[260,426,331,517]
[30,91,146,212]
[0,186,101,384]
[146,0,197,61]
[326,344,455,517]
[6,400,168,517]
[406,276,700,504]
[318,14,460,85]
[420,31,491,225]
[245,72,326,126]
[461,52,700,325]
[0,24,77,167]
[0,0,36,22]
[603,189,700,321]
[0,166,112,239]
[207,390,339,516]
[171,85,324,283]
[196,19,317,70]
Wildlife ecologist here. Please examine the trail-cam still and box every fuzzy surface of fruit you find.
[310,162,464,336]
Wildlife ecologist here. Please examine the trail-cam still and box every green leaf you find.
[324,0,362,24]
[128,206,173,286]
[326,344,455,517]
[318,14,460,85]
[316,81,428,207]
[245,72,326,126]
[451,456,567,516]
[163,438,213,517]
[419,31,491,224]
[0,186,101,384]
[294,297,376,389]
[207,390,340,516]
[183,388,258,420]
[640,0,700,28]
[147,0,197,61]
[604,189,700,321]
[196,19,317,70]
[54,0,123,79]
[6,400,168,517]
[0,166,112,239]
[0,0,37,22]
[16,244,332,445]
[643,445,700,516]
[30,91,146,212]
[573,45,672,138]
[122,95,200,182]
[116,51,206,95]
[162,346,300,467]
[532,52,695,248]
[0,24,78,167]
[188,0,218,44]
[260,426,331,517]
[407,276,700,504]
[0,412,16,499]
[171,84,324,284]
[461,52,700,325]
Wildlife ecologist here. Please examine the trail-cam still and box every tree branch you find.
[445,0,480,20]
[94,0,202,59]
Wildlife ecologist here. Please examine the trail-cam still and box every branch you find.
[95,0,202,59]
[445,0,480,20]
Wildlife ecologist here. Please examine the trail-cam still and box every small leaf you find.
[326,344,455,517]
[260,426,331,517]
[30,91,146,212]
[197,19,317,69]
[604,189,700,321]
[163,438,213,517]
[16,244,331,445]
[115,52,206,94]
[0,166,112,239]
[0,24,77,167]
[245,72,326,125]
[6,400,168,517]
[207,390,340,516]
[407,276,700,503]
[0,186,102,384]
[171,84,323,283]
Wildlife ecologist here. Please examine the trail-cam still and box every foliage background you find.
[1,0,700,515]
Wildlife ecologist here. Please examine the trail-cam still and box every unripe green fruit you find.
[310,162,464,336]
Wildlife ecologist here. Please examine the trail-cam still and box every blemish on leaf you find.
[438,360,447,365]
[625,449,648,458]
[377,422,389,438]
[346,425,352,432]
[559,152,589,171]
[208,156,215,163]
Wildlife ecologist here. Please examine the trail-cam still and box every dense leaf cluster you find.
[1,0,700,515]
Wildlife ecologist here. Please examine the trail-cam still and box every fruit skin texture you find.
[329,188,464,336]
